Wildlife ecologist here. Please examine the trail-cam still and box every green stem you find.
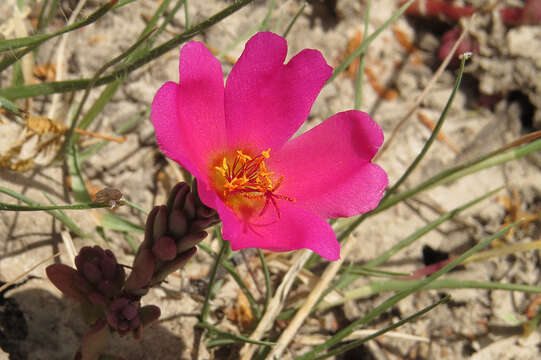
[388,54,468,194]
[195,321,275,346]
[200,234,229,323]
[184,0,190,29]
[257,249,271,316]
[282,2,306,38]
[354,0,370,110]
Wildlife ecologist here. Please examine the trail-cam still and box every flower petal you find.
[218,200,340,261]
[268,110,388,218]
[224,32,332,152]
[151,41,226,179]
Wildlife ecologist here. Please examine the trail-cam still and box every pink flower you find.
[151,32,387,261]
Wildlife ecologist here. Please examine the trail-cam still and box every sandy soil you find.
[1,0,541,359]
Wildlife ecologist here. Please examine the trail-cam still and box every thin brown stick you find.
[0,252,62,293]
[239,250,312,360]
[74,128,126,143]
[267,237,356,359]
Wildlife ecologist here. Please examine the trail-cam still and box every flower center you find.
[213,149,294,218]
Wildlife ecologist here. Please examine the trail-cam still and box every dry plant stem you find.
[48,0,88,120]
[12,2,34,86]
[73,128,126,143]
[266,238,356,359]
[60,230,77,267]
[374,23,469,161]
[0,252,61,293]
[240,249,312,360]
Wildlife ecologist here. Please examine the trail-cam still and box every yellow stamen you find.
[213,149,294,218]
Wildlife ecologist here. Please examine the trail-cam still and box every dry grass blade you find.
[239,249,312,360]
[0,252,62,293]
[48,0,89,120]
[61,230,77,267]
[267,237,356,359]
[298,328,429,345]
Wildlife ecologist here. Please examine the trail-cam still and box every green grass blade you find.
[184,0,190,29]
[377,138,541,216]
[258,249,271,316]
[0,0,255,100]
[319,278,541,312]
[200,230,229,323]
[66,144,92,203]
[0,95,23,116]
[0,1,118,71]
[76,80,122,132]
[198,241,261,320]
[354,0,370,110]
[388,54,468,194]
[312,296,450,360]
[195,321,275,346]
[282,3,306,38]
[65,29,156,149]
[296,221,521,359]
[364,186,503,268]
[100,213,144,233]
[0,202,110,211]
[0,186,89,238]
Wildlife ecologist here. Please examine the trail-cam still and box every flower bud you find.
[152,205,168,243]
[168,182,190,213]
[152,236,177,261]
[106,297,141,336]
[124,249,155,294]
[183,192,196,220]
[73,246,124,300]
[168,209,188,237]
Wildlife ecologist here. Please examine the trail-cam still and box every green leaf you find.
[100,213,144,233]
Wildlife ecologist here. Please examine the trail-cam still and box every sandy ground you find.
[1,0,541,359]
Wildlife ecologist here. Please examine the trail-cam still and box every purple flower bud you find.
[183,193,196,219]
[141,206,160,250]
[98,280,117,298]
[190,218,214,232]
[83,263,102,284]
[122,304,138,320]
[152,236,177,261]
[177,231,207,254]
[110,297,129,312]
[167,182,190,212]
[100,255,117,281]
[168,209,188,237]
[124,249,156,293]
[87,292,107,306]
[152,206,168,243]
[106,296,151,338]
[196,205,215,219]
[106,310,119,328]
[129,316,141,330]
